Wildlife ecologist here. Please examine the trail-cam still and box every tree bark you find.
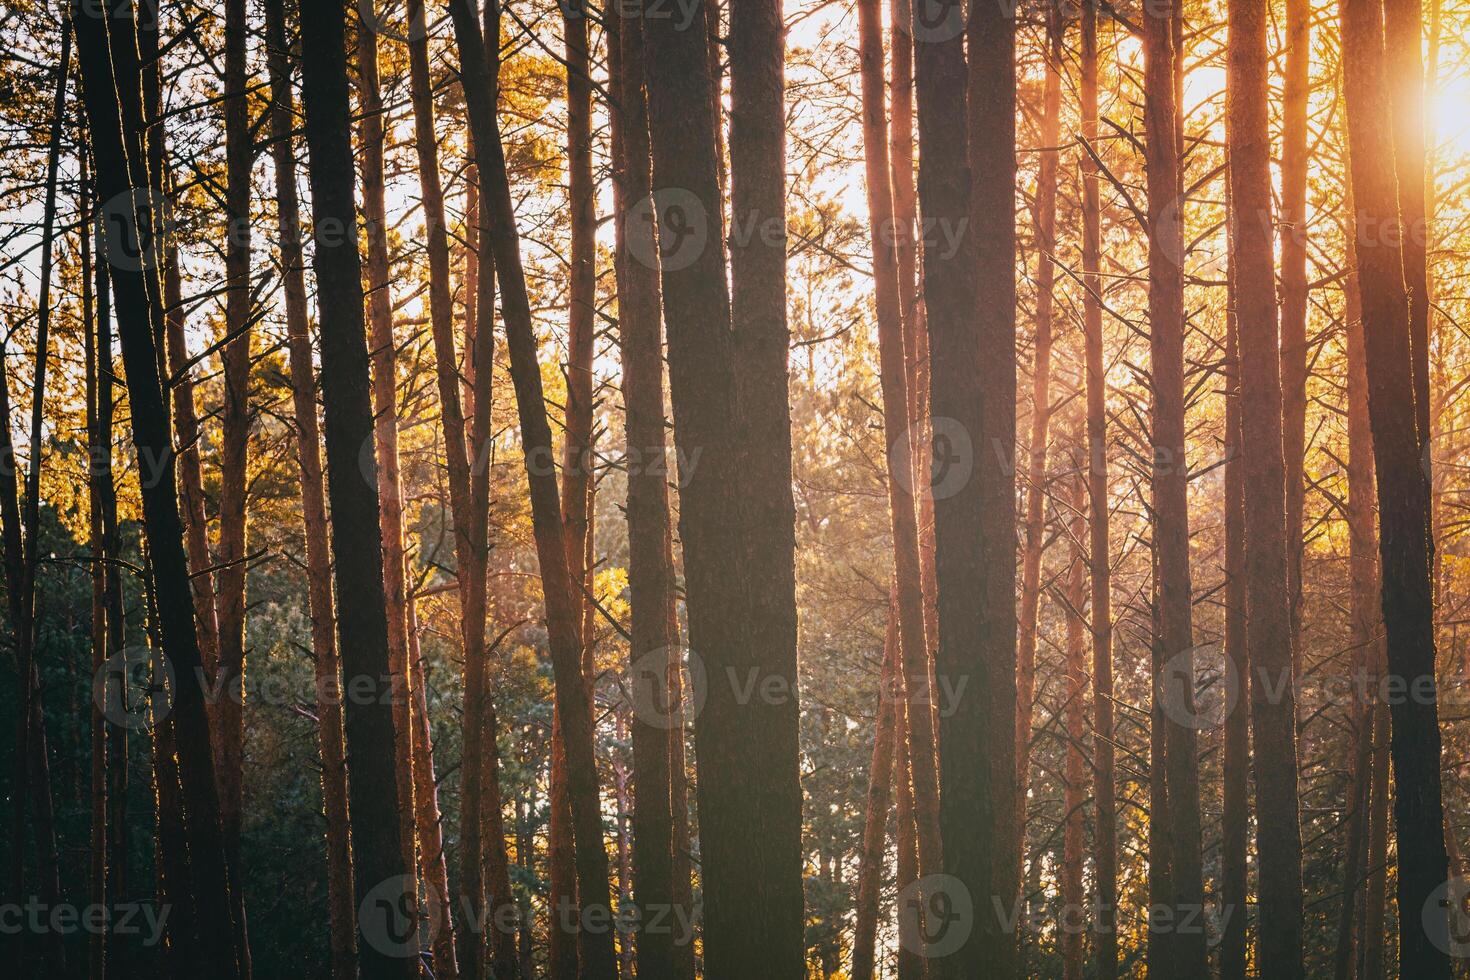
[1062,431,1087,980]
[216,0,254,918]
[1220,172,1250,980]
[724,0,809,974]
[1142,3,1206,972]
[859,0,941,897]
[355,9,420,926]
[1280,0,1311,673]
[446,6,618,978]
[295,2,417,975]
[1015,14,1062,893]
[72,1,242,971]
[1228,0,1306,970]
[963,0,1022,972]
[1341,0,1451,972]
[263,2,356,973]
[852,603,900,980]
[1080,7,1117,976]
[608,8,684,978]
[1383,0,1432,450]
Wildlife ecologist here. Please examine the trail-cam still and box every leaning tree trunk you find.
[1079,6,1117,976]
[296,1,418,976]
[73,1,242,972]
[446,6,618,978]
[263,0,356,972]
[857,0,940,893]
[964,0,1022,973]
[852,601,900,980]
[1142,3,1206,973]
[1341,0,1452,973]
[408,2,516,975]
[1228,0,1306,972]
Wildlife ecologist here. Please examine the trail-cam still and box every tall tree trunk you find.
[1080,7,1117,976]
[296,2,420,976]
[726,0,808,973]
[1220,174,1250,980]
[859,0,940,893]
[217,1,254,923]
[72,1,242,971]
[263,2,356,972]
[446,6,618,978]
[609,9,683,978]
[1016,14,1062,893]
[355,8,421,927]
[1062,430,1087,980]
[964,0,1021,972]
[1383,0,1431,450]
[1280,0,1311,672]
[1142,2,1206,973]
[1229,0,1306,971]
[1341,0,1451,973]
[852,604,900,980]
[408,4,515,975]
[1333,175,1384,980]
[82,163,110,980]
[912,0,977,970]
[550,1,599,968]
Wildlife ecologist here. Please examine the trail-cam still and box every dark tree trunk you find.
[1228,0,1306,971]
[295,1,416,976]
[608,9,685,979]
[1142,3,1206,973]
[263,1,356,972]
[1220,174,1250,980]
[72,1,242,972]
[1341,0,1452,973]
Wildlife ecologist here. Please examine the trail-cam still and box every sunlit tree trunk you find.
[73,1,242,971]
[216,5,254,930]
[1220,174,1250,980]
[296,1,419,975]
[1342,0,1451,973]
[858,0,939,899]
[1383,0,1431,449]
[264,1,356,972]
[1280,0,1311,669]
[1080,8,1117,976]
[447,6,618,978]
[355,7,420,923]
[1016,14,1062,895]
[1229,0,1306,970]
